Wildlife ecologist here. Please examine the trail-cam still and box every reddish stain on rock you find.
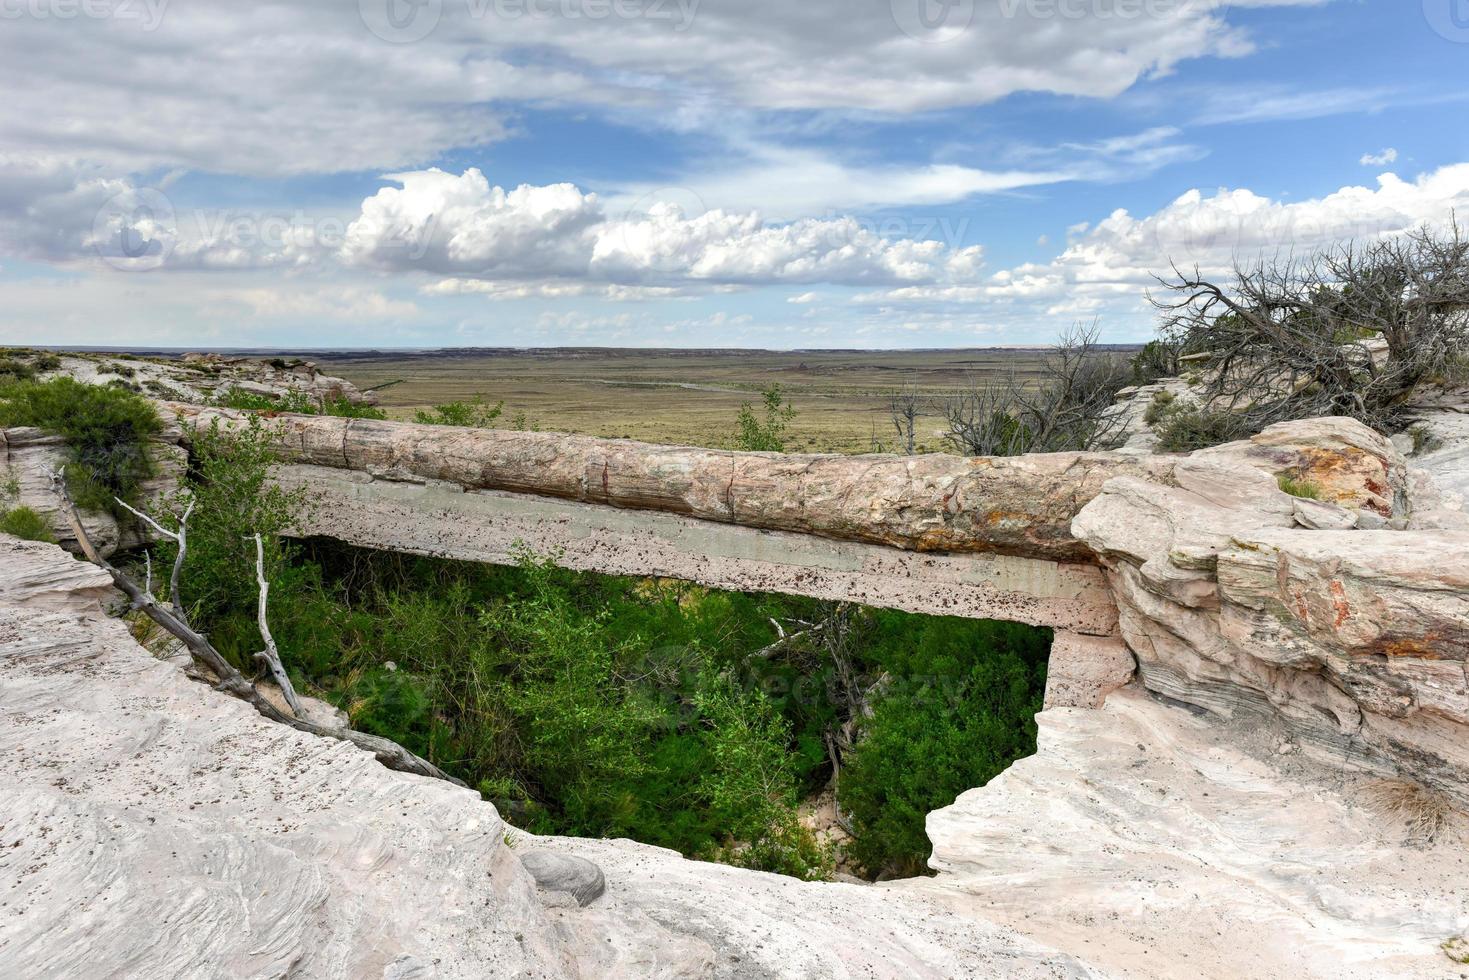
[1328,580,1351,628]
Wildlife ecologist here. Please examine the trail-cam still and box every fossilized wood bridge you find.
[15,406,1468,785]
[168,406,1174,706]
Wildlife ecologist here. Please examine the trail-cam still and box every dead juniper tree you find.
[887,385,922,455]
[755,603,866,834]
[49,467,460,786]
[940,322,1132,456]
[1152,221,1469,434]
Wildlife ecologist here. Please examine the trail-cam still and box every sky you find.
[1,0,1466,349]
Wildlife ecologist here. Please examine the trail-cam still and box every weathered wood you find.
[170,405,1179,562]
[251,533,304,718]
[114,495,194,624]
[49,469,463,787]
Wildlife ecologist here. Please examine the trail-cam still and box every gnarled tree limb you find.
[251,532,304,718]
[50,468,464,787]
[114,494,195,626]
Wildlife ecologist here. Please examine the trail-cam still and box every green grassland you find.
[317,347,1072,454]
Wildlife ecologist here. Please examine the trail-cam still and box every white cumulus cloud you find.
[862,163,1469,327]
[341,168,988,290]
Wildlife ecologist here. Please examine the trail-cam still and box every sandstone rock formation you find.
[1072,420,1469,803]
[1,421,186,556]
[4,526,1462,977]
[921,688,1468,979]
[6,360,1469,976]
[34,351,376,409]
[0,533,1093,979]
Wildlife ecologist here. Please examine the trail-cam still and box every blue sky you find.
[1,0,1466,348]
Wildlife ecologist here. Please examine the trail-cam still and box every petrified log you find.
[169,405,1178,562]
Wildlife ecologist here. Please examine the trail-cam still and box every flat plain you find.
[314,347,1074,454]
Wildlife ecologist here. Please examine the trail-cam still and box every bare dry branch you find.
[1152,220,1469,433]
[50,468,463,787]
[888,385,921,455]
[114,494,195,626]
[251,533,304,718]
[941,322,1131,456]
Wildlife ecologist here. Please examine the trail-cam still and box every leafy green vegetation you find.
[0,358,38,382]
[414,395,504,428]
[211,386,388,419]
[734,384,797,451]
[157,415,309,659]
[232,542,1046,881]
[0,377,162,511]
[1129,339,1181,385]
[1142,389,1176,425]
[1153,404,1255,453]
[837,617,1047,876]
[0,506,56,543]
[1276,474,1322,500]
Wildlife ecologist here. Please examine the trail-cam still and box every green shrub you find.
[1276,474,1322,500]
[1129,339,1181,385]
[212,387,318,414]
[322,396,387,420]
[695,681,833,880]
[1142,390,1176,426]
[837,617,1048,878]
[0,377,161,511]
[209,386,384,420]
[1154,406,1255,453]
[0,506,56,543]
[0,358,37,382]
[33,353,63,372]
[734,384,796,452]
[414,396,504,428]
[158,415,310,666]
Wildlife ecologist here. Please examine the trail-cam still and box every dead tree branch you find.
[50,468,463,787]
[941,321,1131,456]
[114,495,194,625]
[251,533,304,718]
[888,385,921,455]
[1151,220,1469,433]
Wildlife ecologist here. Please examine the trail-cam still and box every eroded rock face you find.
[0,534,1093,979]
[0,423,186,557]
[1073,423,1469,801]
[1193,416,1408,517]
[921,688,1467,979]
[1043,631,1135,709]
[36,352,377,408]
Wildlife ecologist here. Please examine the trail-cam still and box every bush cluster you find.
[0,506,55,543]
[0,376,162,511]
[211,386,388,420]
